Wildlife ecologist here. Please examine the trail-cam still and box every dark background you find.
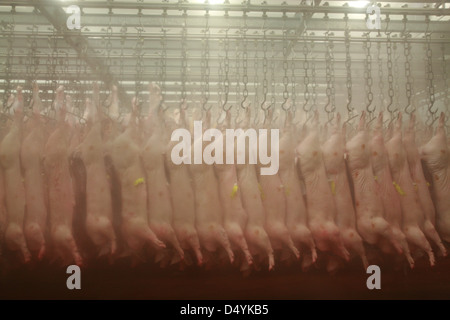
[1,255,449,300]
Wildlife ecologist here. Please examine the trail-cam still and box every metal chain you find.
[205,17,210,107]
[404,28,414,114]
[223,29,230,108]
[442,42,449,113]
[181,10,187,102]
[253,39,259,109]
[201,27,207,105]
[160,10,167,97]
[364,33,374,115]
[302,35,310,112]
[119,24,126,81]
[106,12,113,71]
[270,39,276,107]
[135,9,144,104]
[3,15,15,107]
[425,16,436,122]
[324,30,334,115]
[235,35,241,107]
[310,40,317,112]
[261,30,269,108]
[393,39,400,111]
[281,14,289,111]
[218,48,224,107]
[386,30,395,115]
[242,13,248,108]
[344,14,353,116]
[377,41,385,111]
[291,51,296,110]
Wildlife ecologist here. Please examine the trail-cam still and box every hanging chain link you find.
[181,10,187,102]
[3,13,15,107]
[386,29,395,115]
[242,13,248,108]
[324,29,334,115]
[235,35,241,106]
[218,46,224,107]
[270,38,276,107]
[344,14,353,116]
[425,16,436,121]
[205,17,210,107]
[281,13,289,110]
[120,24,127,81]
[223,29,230,108]
[135,9,144,104]
[377,41,385,111]
[403,26,414,114]
[253,39,259,108]
[302,35,310,112]
[310,40,317,112]
[364,33,374,115]
[261,30,269,107]
[442,42,449,113]
[290,50,296,110]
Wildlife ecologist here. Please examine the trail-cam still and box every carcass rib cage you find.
[0,0,449,299]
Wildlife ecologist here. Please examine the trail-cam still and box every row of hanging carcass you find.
[0,81,448,273]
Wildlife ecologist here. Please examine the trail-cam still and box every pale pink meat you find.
[189,110,234,264]
[370,112,414,268]
[75,97,117,256]
[279,111,317,265]
[43,86,82,265]
[258,110,299,260]
[0,87,31,263]
[21,83,47,259]
[403,113,446,257]
[322,113,368,268]
[420,112,450,243]
[108,98,165,254]
[236,108,274,270]
[385,113,435,266]
[141,84,184,261]
[165,104,203,266]
[296,112,349,261]
[345,111,402,255]
[215,110,253,266]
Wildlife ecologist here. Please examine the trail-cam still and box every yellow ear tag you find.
[329,180,336,195]
[413,182,418,191]
[374,175,378,181]
[426,181,431,187]
[230,183,238,198]
[258,183,266,200]
[134,177,145,186]
[393,181,406,196]
[284,185,291,196]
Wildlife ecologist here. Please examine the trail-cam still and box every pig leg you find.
[266,223,300,259]
[245,225,275,270]
[52,225,83,266]
[404,226,435,266]
[341,228,368,269]
[423,220,447,257]
[291,225,317,263]
[24,223,46,260]
[150,222,184,259]
[225,222,253,265]
[5,223,31,263]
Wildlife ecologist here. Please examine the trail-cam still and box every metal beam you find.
[3,0,450,16]
[2,12,449,35]
[29,0,130,107]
